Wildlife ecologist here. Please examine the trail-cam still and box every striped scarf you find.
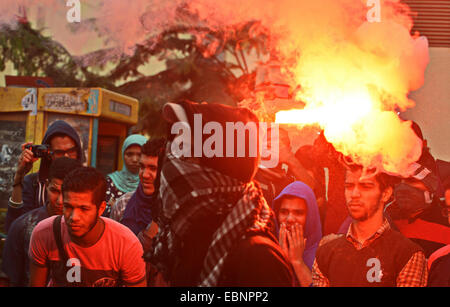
[148,146,272,287]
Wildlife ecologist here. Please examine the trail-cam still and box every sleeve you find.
[28,219,51,268]
[5,200,24,233]
[110,196,125,222]
[312,259,330,287]
[120,238,146,286]
[427,254,450,287]
[1,218,26,285]
[396,251,428,287]
[21,174,39,211]
[5,175,36,232]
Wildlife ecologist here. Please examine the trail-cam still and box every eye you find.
[361,183,375,189]
[293,210,305,216]
[279,209,288,215]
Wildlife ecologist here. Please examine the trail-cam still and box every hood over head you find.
[39,120,84,181]
[273,181,322,269]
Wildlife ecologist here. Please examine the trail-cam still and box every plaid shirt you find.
[312,219,428,287]
[109,192,134,222]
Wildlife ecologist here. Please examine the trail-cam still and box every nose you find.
[286,212,295,223]
[57,193,63,207]
[351,186,361,198]
[70,209,81,223]
[143,168,153,180]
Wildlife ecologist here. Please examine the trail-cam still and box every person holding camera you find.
[6,120,84,232]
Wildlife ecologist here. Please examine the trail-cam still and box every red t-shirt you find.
[29,215,146,287]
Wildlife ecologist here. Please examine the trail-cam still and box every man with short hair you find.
[6,120,84,232]
[110,138,165,236]
[2,157,82,286]
[28,167,146,287]
[312,163,427,287]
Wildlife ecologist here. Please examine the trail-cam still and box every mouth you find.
[68,224,82,231]
[348,203,364,209]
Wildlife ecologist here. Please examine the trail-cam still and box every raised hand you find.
[16,142,38,179]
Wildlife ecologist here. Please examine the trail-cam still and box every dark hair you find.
[142,138,166,157]
[62,167,106,208]
[344,163,397,192]
[48,157,82,181]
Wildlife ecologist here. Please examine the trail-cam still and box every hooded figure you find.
[6,120,84,231]
[146,100,296,287]
[105,134,148,216]
[273,181,323,269]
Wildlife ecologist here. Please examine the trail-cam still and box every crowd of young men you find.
[1,102,449,287]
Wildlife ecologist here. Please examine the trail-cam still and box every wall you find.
[402,47,450,162]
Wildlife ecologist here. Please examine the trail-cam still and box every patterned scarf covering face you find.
[148,144,273,287]
[108,134,148,193]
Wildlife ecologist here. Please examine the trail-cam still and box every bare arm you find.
[29,262,49,287]
[11,143,37,204]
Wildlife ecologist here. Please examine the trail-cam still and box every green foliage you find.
[0,19,270,137]
[0,21,114,88]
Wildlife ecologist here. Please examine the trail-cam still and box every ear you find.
[381,186,393,204]
[97,201,106,217]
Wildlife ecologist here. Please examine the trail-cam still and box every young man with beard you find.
[28,167,146,287]
[2,157,81,286]
[312,164,427,287]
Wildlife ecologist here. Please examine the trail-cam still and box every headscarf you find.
[273,181,323,269]
[147,146,272,286]
[163,100,260,183]
[108,134,148,193]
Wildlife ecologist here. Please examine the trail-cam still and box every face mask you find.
[392,183,431,219]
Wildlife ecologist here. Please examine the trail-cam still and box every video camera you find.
[25,144,51,159]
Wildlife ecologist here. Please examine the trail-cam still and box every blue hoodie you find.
[273,181,322,269]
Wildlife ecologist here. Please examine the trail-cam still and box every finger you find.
[292,224,301,245]
[286,228,294,246]
[21,142,33,151]
[279,224,287,249]
[298,224,304,241]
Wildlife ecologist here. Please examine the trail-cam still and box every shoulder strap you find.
[53,215,69,265]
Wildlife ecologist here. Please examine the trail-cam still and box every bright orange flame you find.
[275,89,423,177]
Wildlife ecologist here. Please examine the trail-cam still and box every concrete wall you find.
[402,47,450,162]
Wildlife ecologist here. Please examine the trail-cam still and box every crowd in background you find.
[1,101,449,287]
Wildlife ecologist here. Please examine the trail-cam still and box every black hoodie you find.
[5,120,84,232]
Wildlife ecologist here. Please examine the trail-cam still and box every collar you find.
[346,218,390,250]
